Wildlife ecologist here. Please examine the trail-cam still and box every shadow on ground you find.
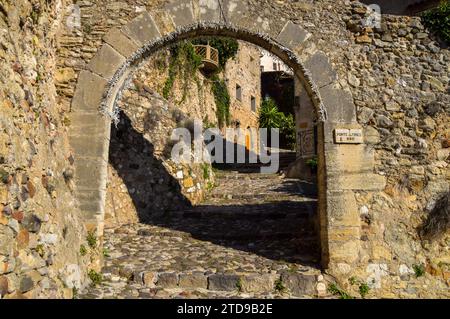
[109,112,320,265]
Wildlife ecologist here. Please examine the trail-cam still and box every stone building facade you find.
[260,50,293,73]
[0,0,448,299]
[223,42,262,151]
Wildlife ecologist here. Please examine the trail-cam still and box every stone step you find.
[211,159,297,172]
[213,172,280,179]
[207,193,306,200]
[205,196,317,205]
[166,209,313,220]
[136,227,317,241]
[100,268,321,297]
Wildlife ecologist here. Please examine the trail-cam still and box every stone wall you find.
[335,3,449,298]
[0,0,92,299]
[104,72,215,227]
[138,49,218,126]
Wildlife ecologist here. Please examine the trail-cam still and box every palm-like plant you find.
[259,97,296,149]
[258,98,284,129]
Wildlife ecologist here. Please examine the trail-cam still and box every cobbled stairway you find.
[80,168,326,299]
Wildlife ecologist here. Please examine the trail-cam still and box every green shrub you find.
[274,278,286,293]
[86,231,97,249]
[201,163,210,180]
[88,269,103,286]
[79,245,87,256]
[102,248,110,257]
[236,278,243,292]
[328,283,354,299]
[259,97,284,129]
[72,287,78,299]
[358,283,370,299]
[422,1,450,44]
[306,157,318,170]
[413,264,426,278]
[206,181,216,191]
[35,244,45,257]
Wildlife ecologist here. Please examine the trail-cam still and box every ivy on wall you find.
[211,75,231,128]
[163,38,239,125]
[422,0,450,44]
[162,42,203,103]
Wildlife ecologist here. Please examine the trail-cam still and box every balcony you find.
[194,44,219,72]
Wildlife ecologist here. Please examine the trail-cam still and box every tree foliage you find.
[258,97,296,149]
[422,0,450,44]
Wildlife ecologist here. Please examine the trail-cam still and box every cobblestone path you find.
[80,169,327,299]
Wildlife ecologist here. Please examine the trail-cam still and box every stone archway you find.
[68,1,385,271]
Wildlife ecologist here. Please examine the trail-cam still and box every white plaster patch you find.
[61,264,82,289]
[366,263,388,289]
[39,233,58,245]
[336,263,352,274]
[200,0,219,10]
[187,187,196,193]
[317,282,327,295]
[228,1,238,13]
[360,205,369,215]
[135,6,146,13]
[399,264,414,276]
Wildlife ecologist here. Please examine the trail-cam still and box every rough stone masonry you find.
[0,0,448,299]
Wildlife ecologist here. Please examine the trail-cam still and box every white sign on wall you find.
[334,129,363,144]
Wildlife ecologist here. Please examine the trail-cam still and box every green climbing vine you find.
[211,75,231,128]
[162,38,238,125]
[162,42,203,103]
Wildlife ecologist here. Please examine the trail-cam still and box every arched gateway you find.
[68,0,386,271]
